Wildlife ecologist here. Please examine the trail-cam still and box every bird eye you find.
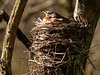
[46,11,53,14]
[47,12,50,14]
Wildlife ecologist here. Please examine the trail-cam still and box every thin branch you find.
[0,9,31,51]
[87,58,96,70]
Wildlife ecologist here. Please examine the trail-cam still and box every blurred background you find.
[0,0,100,75]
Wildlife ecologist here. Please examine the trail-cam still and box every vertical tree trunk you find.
[0,0,28,75]
[74,0,100,74]
[74,0,100,46]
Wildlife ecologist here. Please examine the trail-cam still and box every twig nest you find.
[29,19,88,75]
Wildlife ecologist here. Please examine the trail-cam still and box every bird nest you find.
[28,19,88,75]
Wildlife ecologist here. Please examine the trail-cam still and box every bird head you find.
[42,11,56,18]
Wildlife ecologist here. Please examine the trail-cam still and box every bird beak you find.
[42,11,47,14]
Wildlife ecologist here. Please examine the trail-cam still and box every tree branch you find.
[0,9,32,51]
[74,0,100,50]
[0,0,28,75]
[73,0,100,74]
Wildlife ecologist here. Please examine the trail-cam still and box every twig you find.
[87,57,96,70]
[0,9,32,51]
[35,16,44,23]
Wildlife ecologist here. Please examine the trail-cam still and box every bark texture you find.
[0,0,28,75]
[73,0,100,75]
[74,0,100,47]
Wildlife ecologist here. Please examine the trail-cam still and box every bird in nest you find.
[42,11,70,23]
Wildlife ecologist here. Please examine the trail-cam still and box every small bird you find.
[42,11,70,23]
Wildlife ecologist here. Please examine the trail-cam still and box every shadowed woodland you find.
[0,0,100,75]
